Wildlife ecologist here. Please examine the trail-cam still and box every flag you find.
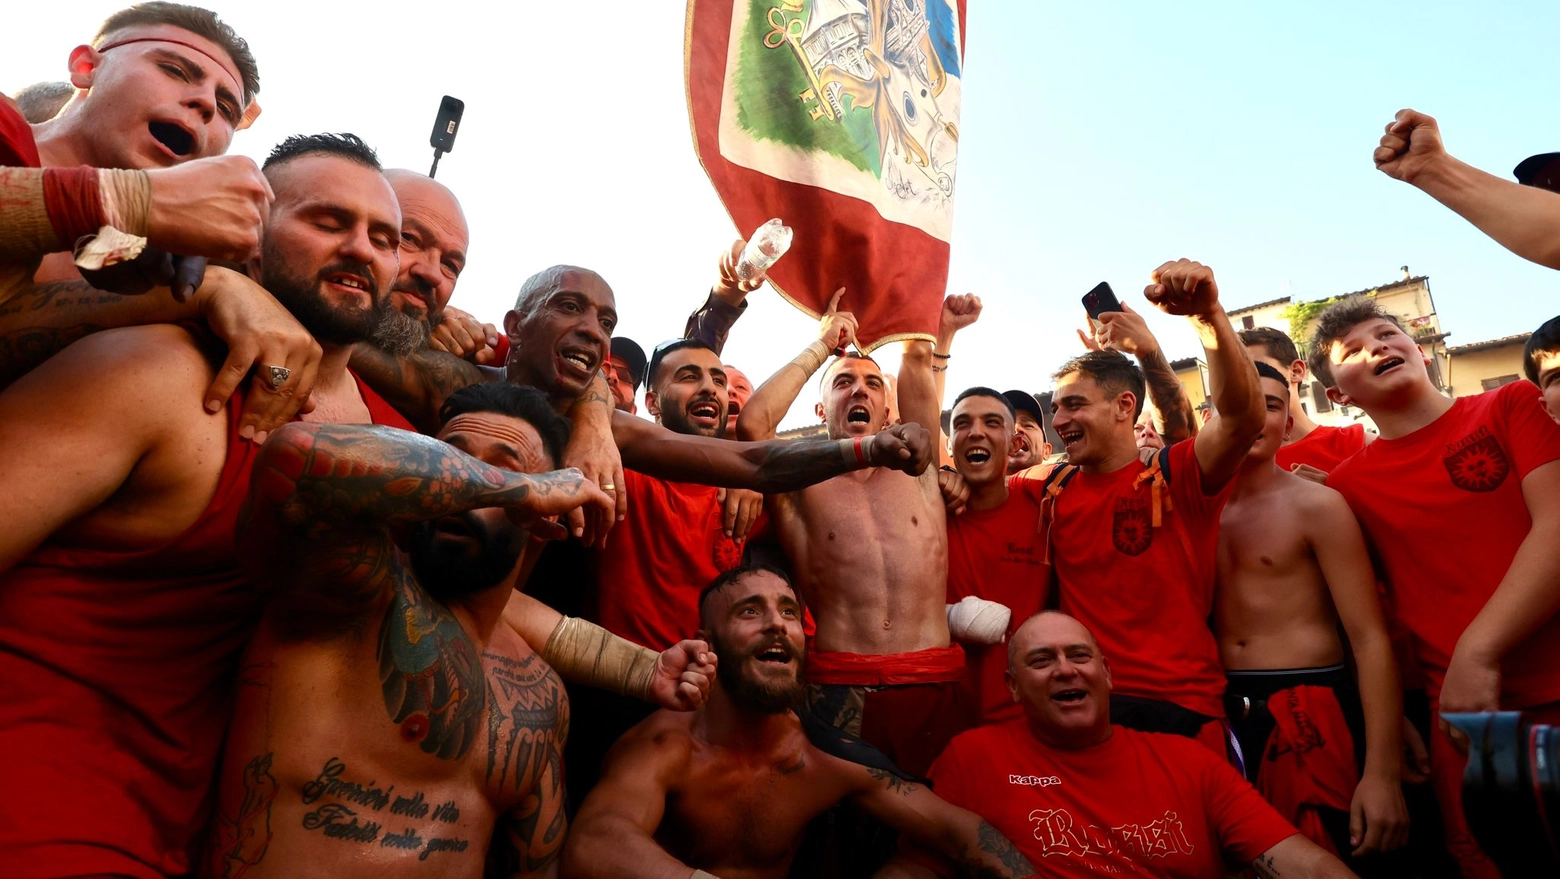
[686,0,967,352]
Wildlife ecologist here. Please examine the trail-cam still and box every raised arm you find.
[348,344,488,434]
[846,765,1035,878]
[1144,260,1261,493]
[736,288,857,441]
[1307,489,1407,856]
[1376,109,1560,270]
[1083,302,1198,444]
[0,266,322,442]
[1440,459,1560,715]
[562,726,695,879]
[930,293,982,426]
[683,239,757,355]
[242,422,608,617]
[617,409,931,493]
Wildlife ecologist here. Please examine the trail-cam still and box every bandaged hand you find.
[946,596,1011,645]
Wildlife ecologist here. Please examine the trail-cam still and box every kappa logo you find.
[1443,426,1510,493]
[1009,774,1062,788]
[1111,501,1153,556]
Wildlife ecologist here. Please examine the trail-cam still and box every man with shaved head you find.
[383,168,468,343]
[878,612,1361,879]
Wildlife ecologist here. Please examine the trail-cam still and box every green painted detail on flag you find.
[732,0,881,177]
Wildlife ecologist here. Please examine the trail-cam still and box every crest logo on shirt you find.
[712,535,744,571]
[1443,426,1510,493]
[1111,499,1153,556]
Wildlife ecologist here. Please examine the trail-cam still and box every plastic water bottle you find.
[736,218,793,283]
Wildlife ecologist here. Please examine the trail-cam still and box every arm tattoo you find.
[746,436,858,493]
[1138,347,1198,444]
[483,650,568,791]
[0,279,122,384]
[206,752,280,878]
[350,345,483,433]
[867,766,919,797]
[951,821,1036,879]
[1252,853,1281,878]
[486,669,569,878]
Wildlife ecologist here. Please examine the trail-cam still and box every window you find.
[1481,374,1521,392]
[1241,315,1255,330]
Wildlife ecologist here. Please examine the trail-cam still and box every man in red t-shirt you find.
[1309,295,1560,878]
[881,612,1358,878]
[1036,259,1263,759]
[1241,326,1372,478]
[945,387,1048,724]
[1523,315,1560,423]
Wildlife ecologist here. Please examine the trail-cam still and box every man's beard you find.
[660,397,726,439]
[710,630,806,713]
[373,307,432,356]
[261,252,383,347]
[406,512,525,602]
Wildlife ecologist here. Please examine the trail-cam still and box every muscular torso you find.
[773,467,949,654]
[651,713,861,879]
[1215,473,1344,670]
[205,580,568,879]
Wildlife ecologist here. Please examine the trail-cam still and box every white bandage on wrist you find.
[97,168,151,236]
[540,616,657,700]
[946,596,1011,645]
[790,339,831,375]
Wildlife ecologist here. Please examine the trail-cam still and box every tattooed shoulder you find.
[377,579,486,760]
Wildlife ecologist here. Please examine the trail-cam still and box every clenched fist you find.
[1145,259,1221,318]
[145,155,274,263]
[1374,109,1447,185]
[868,422,934,476]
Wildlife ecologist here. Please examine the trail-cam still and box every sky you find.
[8,0,1559,428]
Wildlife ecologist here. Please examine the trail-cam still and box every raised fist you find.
[939,293,983,334]
[868,422,934,476]
[145,155,273,263]
[1374,109,1447,185]
[1145,259,1221,318]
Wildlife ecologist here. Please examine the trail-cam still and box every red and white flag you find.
[686,0,968,351]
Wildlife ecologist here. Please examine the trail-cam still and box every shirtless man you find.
[1,3,320,438]
[737,292,978,777]
[207,383,653,877]
[1216,362,1407,867]
[563,564,1038,879]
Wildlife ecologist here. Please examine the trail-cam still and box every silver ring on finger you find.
[264,364,291,390]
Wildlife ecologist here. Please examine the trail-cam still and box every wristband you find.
[540,616,657,701]
[98,168,151,236]
[41,166,104,247]
[0,167,63,261]
[789,339,830,376]
[931,352,951,360]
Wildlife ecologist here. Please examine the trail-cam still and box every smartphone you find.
[430,96,465,153]
[1082,281,1122,332]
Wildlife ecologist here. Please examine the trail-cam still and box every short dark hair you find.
[1254,360,1290,394]
[647,339,717,390]
[96,2,259,106]
[1306,297,1408,389]
[1240,326,1301,366]
[951,386,1014,420]
[263,132,380,171]
[437,383,571,467]
[1524,316,1560,385]
[698,563,797,628]
[817,352,881,393]
[1052,350,1146,421]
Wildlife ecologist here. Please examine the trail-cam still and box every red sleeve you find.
[1167,438,1229,528]
[0,97,42,167]
[1497,380,1560,479]
[1197,744,1298,864]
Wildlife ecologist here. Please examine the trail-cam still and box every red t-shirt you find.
[591,469,752,649]
[1036,440,1230,717]
[946,487,1048,723]
[930,721,1296,876]
[1329,381,1560,707]
[0,97,41,167]
[1274,423,1367,473]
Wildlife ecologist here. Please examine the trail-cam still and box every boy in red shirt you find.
[1310,296,1560,878]
[1240,326,1372,477]
[1037,259,1264,758]
[880,612,1358,879]
[1524,315,1560,424]
[944,387,1049,724]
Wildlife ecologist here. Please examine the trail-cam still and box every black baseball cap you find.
[1003,389,1045,429]
[609,337,648,390]
[1514,152,1560,192]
